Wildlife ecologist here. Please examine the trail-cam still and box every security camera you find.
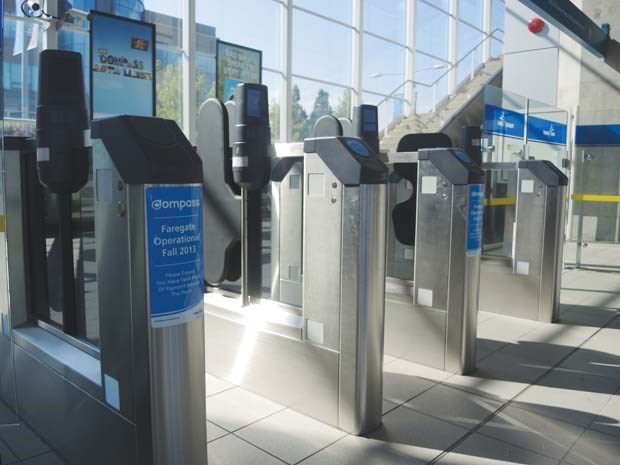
[25,1,41,11]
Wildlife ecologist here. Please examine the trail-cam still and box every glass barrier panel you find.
[483,168,518,258]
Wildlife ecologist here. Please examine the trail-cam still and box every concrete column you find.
[280,0,293,142]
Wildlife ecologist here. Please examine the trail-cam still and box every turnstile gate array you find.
[199,87,388,435]
[480,160,568,322]
[384,148,485,374]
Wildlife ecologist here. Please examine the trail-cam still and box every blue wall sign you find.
[527,115,567,145]
[575,124,620,146]
[145,185,204,328]
[484,104,526,139]
[467,184,484,256]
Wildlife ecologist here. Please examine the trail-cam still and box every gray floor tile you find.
[478,316,542,344]
[474,347,553,385]
[207,373,234,397]
[516,370,620,427]
[405,383,503,430]
[479,405,585,460]
[383,354,398,366]
[499,340,574,366]
[582,327,620,357]
[237,409,346,464]
[589,394,620,439]
[438,432,559,465]
[383,360,438,404]
[0,424,50,460]
[558,348,620,381]
[445,369,530,402]
[297,435,430,465]
[561,304,619,327]
[0,438,18,465]
[477,338,508,362]
[207,387,284,432]
[369,406,469,453]
[563,429,620,465]
[208,434,285,465]
[22,452,68,465]
[382,399,398,415]
[208,421,229,443]
[519,324,598,349]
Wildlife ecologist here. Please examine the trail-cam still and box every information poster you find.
[90,11,155,118]
[216,40,262,101]
[145,186,204,328]
[467,184,484,256]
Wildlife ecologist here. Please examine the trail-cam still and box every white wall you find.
[503,0,561,105]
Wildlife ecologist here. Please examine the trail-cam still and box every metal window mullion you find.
[482,0,492,62]
[404,0,416,116]
[182,0,197,143]
[416,49,451,65]
[43,0,59,50]
[291,73,353,91]
[281,0,293,142]
[447,0,458,95]
[291,5,354,30]
[352,0,363,108]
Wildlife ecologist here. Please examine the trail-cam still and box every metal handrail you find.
[375,28,505,108]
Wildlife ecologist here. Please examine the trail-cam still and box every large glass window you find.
[363,0,406,44]
[263,69,282,141]
[459,0,484,28]
[142,1,183,128]
[363,35,406,95]
[416,1,450,61]
[3,3,42,137]
[292,9,352,86]
[197,0,281,71]
[294,0,352,25]
[291,77,352,141]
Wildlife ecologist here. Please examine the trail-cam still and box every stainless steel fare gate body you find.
[384,148,485,375]
[480,160,567,323]
[205,137,388,435]
[93,116,207,465]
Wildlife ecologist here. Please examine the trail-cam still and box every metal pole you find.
[575,152,588,268]
[432,83,437,112]
[241,188,249,306]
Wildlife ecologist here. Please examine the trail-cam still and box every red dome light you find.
[528,17,544,34]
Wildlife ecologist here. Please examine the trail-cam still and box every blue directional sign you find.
[145,185,204,328]
[467,184,484,257]
[527,115,567,145]
[484,104,526,139]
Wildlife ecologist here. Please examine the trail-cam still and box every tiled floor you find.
[1,254,619,465]
[206,264,620,465]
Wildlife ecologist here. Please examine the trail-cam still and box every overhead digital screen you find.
[216,40,262,101]
[90,11,155,119]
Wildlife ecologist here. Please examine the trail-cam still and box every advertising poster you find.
[90,11,155,118]
[216,40,262,101]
